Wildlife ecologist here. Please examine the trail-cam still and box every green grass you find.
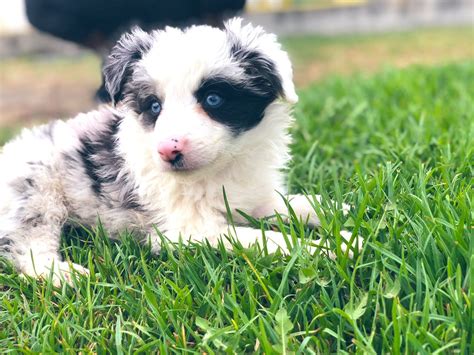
[1,61,472,353]
[0,127,18,146]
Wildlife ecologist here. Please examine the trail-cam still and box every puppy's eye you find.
[205,93,224,108]
[150,101,162,115]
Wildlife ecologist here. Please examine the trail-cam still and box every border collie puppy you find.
[0,19,358,284]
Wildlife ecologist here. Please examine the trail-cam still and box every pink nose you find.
[158,138,186,162]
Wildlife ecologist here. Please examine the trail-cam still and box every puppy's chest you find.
[142,183,227,232]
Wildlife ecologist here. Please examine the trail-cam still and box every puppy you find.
[0,18,358,284]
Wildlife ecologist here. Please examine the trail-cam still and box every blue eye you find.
[205,93,223,108]
[150,101,161,115]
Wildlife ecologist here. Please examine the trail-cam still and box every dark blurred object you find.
[25,0,246,53]
[25,0,246,102]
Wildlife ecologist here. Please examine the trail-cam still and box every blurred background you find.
[0,0,473,140]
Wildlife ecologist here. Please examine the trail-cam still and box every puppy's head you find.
[104,18,297,174]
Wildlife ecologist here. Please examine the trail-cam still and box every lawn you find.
[0,60,472,352]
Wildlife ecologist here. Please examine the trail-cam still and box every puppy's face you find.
[104,18,297,174]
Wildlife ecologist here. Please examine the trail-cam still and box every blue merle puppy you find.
[0,18,359,284]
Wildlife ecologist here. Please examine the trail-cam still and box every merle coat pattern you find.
[0,19,359,284]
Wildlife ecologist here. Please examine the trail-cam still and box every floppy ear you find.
[103,27,153,104]
[225,18,298,104]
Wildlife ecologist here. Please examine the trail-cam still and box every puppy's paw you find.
[303,201,350,228]
[21,261,90,286]
[230,227,291,255]
[53,261,90,286]
[308,229,363,259]
[149,240,162,255]
[341,202,351,216]
[338,230,363,258]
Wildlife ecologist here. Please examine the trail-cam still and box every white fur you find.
[0,19,359,284]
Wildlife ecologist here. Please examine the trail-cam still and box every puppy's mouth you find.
[158,151,216,174]
[169,153,187,170]
[162,153,198,173]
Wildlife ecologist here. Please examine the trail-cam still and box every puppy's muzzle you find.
[158,137,187,166]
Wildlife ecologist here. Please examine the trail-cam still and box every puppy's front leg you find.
[253,194,321,226]
[226,226,291,254]
[252,194,361,257]
[253,194,350,226]
[148,226,291,255]
[213,227,358,258]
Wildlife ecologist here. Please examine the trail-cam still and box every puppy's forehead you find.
[140,26,233,93]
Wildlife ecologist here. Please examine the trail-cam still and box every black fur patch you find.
[74,115,143,211]
[230,42,284,99]
[195,38,283,133]
[195,77,277,133]
[103,27,153,104]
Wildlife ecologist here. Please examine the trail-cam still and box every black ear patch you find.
[229,41,284,100]
[103,27,153,104]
